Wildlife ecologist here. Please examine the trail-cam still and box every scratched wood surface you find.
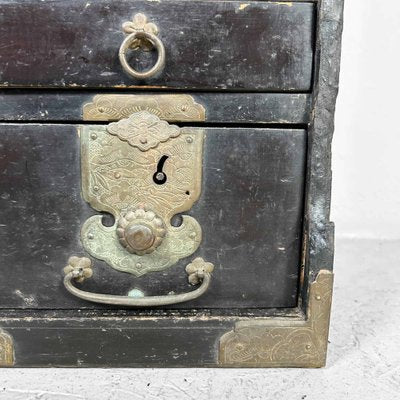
[0,314,234,367]
[0,0,315,91]
[0,124,306,310]
[0,91,311,124]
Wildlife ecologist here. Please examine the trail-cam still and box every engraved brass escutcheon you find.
[81,111,204,276]
[63,97,215,307]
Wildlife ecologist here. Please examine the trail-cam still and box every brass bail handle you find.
[119,13,166,79]
[63,257,214,307]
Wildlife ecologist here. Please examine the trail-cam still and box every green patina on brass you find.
[80,111,204,276]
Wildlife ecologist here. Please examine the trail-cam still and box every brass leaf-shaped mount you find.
[122,13,159,51]
[186,257,215,285]
[63,256,93,283]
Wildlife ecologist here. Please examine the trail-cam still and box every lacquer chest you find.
[0,0,343,367]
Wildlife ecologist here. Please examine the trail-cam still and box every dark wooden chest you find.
[0,0,343,367]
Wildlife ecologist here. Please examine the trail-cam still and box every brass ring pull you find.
[63,257,214,307]
[119,31,166,79]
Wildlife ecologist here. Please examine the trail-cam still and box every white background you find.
[332,0,400,240]
[1,1,400,399]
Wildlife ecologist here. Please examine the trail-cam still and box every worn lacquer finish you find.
[0,124,305,310]
[0,0,315,91]
[0,91,310,124]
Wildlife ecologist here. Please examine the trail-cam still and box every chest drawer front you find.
[0,123,306,310]
[0,0,315,91]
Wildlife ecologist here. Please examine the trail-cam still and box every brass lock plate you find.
[80,111,204,276]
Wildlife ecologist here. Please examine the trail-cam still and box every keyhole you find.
[153,155,169,185]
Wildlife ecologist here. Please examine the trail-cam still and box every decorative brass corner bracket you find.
[219,270,334,368]
[83,94,206,122]
[0,329,14,366]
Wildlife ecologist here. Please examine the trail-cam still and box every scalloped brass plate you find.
[83,94,206,122]
[219,270,333,367]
